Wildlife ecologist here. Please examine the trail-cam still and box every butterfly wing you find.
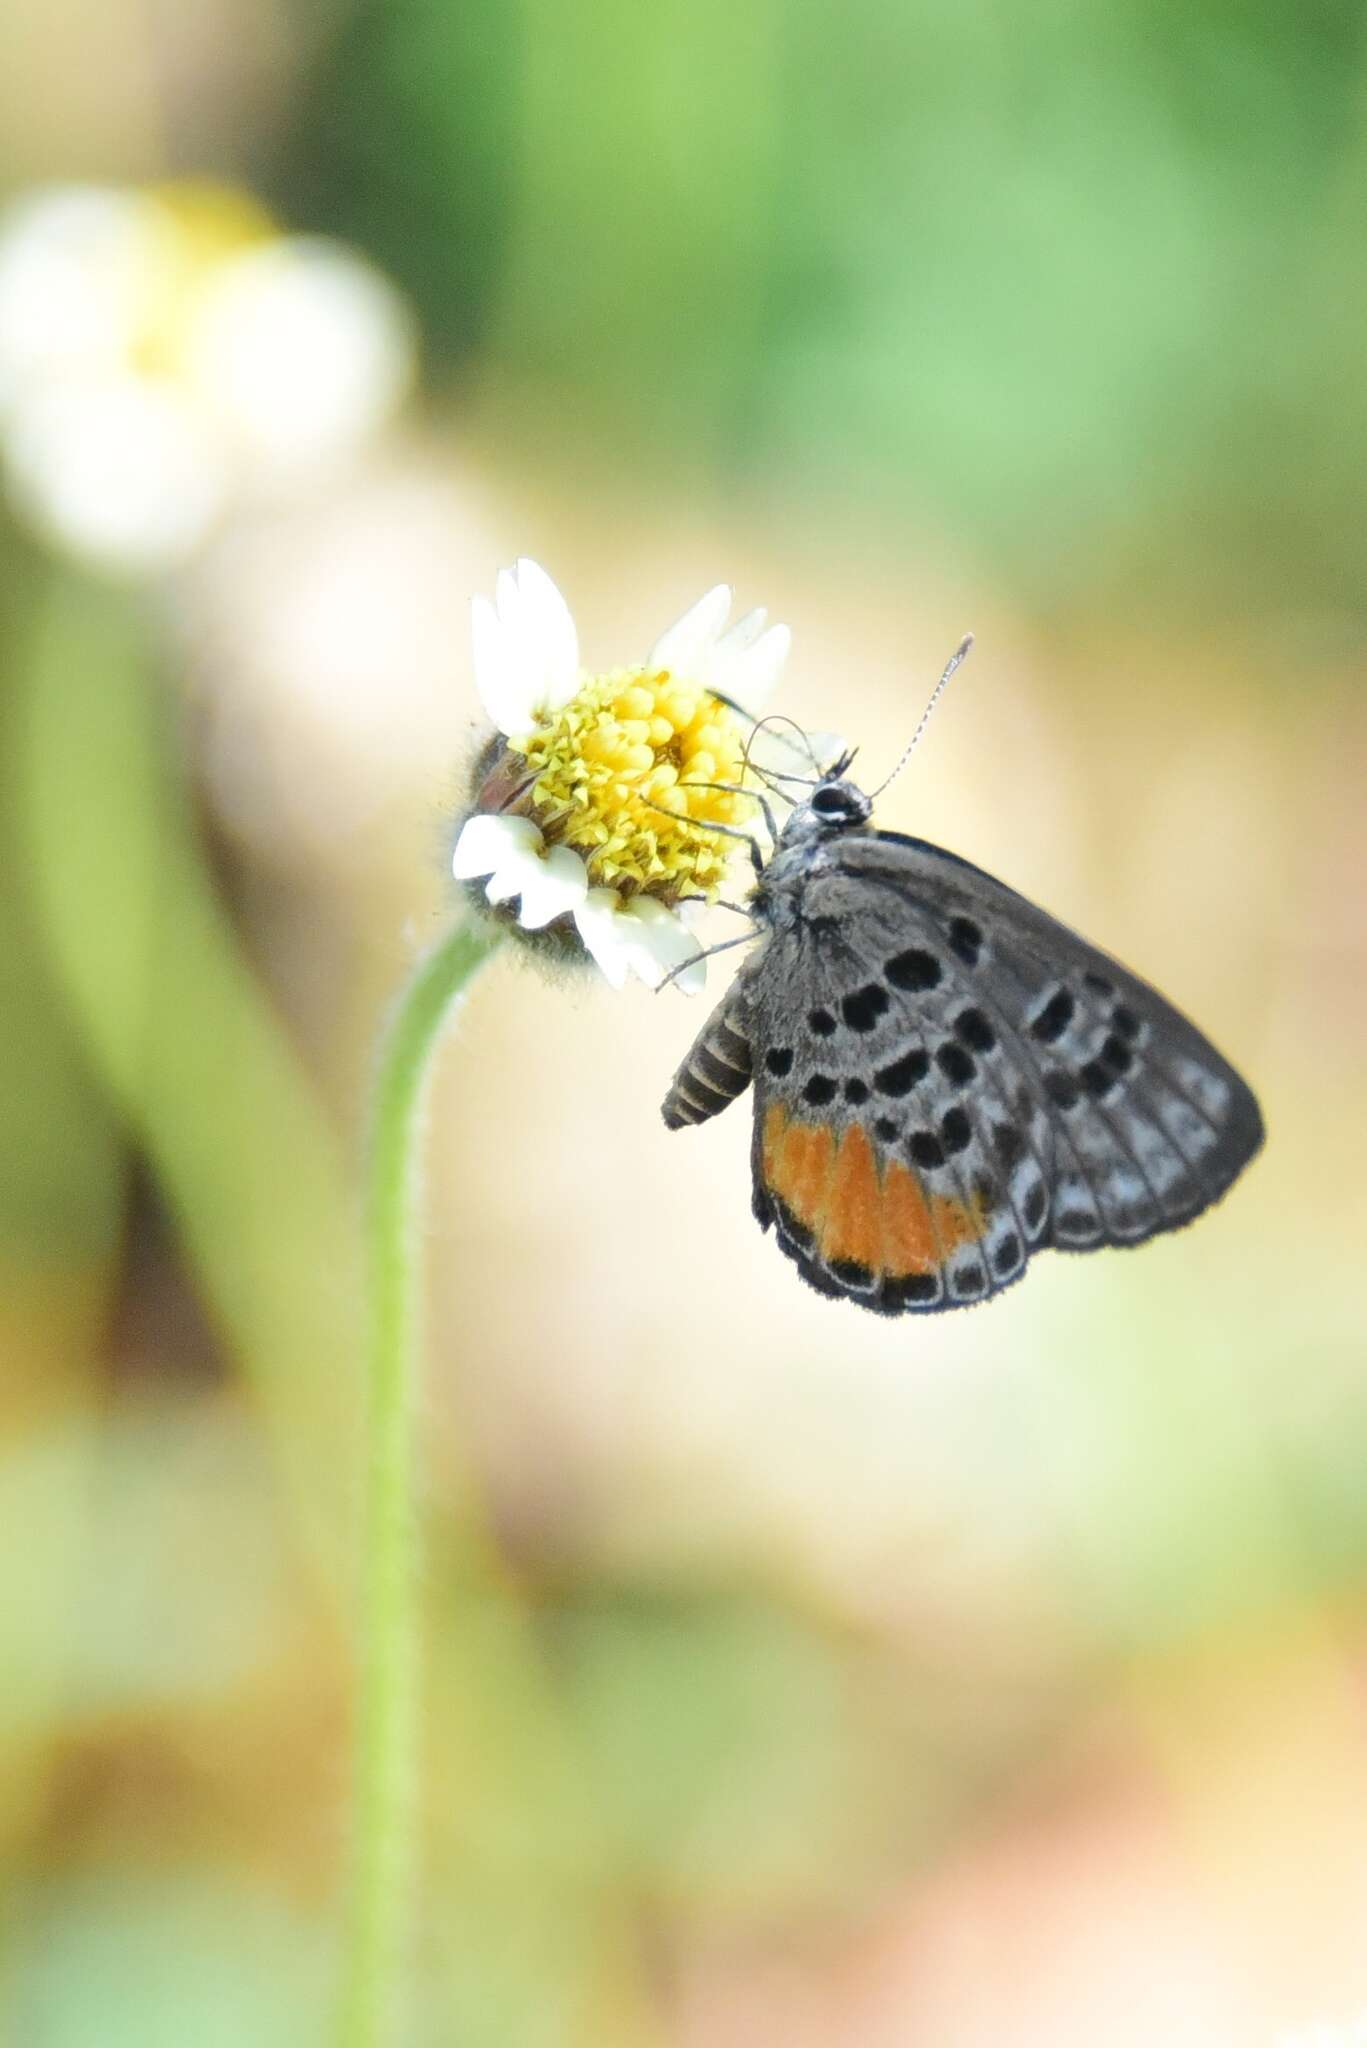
[738,829,1263,1314]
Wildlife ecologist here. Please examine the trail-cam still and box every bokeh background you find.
[2,4,1366,2044]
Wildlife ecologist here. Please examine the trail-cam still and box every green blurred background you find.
[2,3,1365,2043]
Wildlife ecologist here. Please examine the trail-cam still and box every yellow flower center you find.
[511,667,758,900]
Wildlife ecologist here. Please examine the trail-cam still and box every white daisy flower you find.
[452,561,795,993]
[0,179,416,578]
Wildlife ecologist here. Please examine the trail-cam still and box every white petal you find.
[669,954,708,998]
[452,811,541,881]
[470,593,536,734]
[648,583,732,675]
[511,557,579,711]
[694,611,792,707]
[728,621,790,711]
[614,897,708,995]
[511,843,588,928]
[720,605,768,652]
[490,557,579,724]
[574,888,633,988]
[692,607,763,697]
[484,836,554,908]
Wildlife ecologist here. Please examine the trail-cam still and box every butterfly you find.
[661,674,1263,1315]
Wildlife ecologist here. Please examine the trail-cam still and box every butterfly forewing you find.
[837,831,1263,1243]
[663,824,1262,1316]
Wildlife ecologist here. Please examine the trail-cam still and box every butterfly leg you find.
[643,797,768,879]
[655,930,756,995]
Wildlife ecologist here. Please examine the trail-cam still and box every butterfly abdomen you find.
[662,988,754,1130]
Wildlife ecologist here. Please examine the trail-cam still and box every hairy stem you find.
[341,920,504,2048]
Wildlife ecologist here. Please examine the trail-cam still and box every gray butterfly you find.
[662,765,1263,1314]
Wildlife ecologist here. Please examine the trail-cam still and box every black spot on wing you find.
[875,1047,929,1097]
[841,983,891,1032]
[955,1007,995,1053]
[1029,988,1075,1043]
[829,1257,876,1290]
[936,1042,976,1088]
[1080,1056,1118,1100]
[947,916,982,966]
[1100,1033,1133,1076]
[992,1231,1022,1277]
[940,1107,972,1155]
[881,1272,941,1309]
[993,1122,1026,1169]
[885,948,941,992]
[949,1257,986,1299]
[1045,1069,1080,1111]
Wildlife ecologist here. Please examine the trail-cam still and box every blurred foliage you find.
[0,532,124,1279]
[9,567,363,1596]
[277,0,520,366]
[278,0,1367,613]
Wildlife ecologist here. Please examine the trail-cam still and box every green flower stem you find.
[342,919,504,2048]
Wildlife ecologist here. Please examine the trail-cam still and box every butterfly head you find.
[780,769,873,847]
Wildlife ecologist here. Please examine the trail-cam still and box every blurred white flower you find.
[184,239,414,478]
[0,187,155,413]
[5,375,226,575]
[453,560,793,993]
[0,179,416,577]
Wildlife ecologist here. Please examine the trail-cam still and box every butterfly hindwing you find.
[743,865,1044,1312]
[829,830,1264,1243]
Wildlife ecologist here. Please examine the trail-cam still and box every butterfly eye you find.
[812,786,850,819]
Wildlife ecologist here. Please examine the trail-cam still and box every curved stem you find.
[341,920,504,2048]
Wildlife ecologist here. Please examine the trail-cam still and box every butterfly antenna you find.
[740,711,824,783]
[868,634,974,801]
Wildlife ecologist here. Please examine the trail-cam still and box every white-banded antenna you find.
[868,633,973,800]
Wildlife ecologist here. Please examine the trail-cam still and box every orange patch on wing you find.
[881,1160,939,1275]
[762,1106,991,1280]
[762,1101,787,1185]
[930,1187,989,1256]
[784,1121,837,1221]
[818,1124,883,1270]
[763,1102,836,1226]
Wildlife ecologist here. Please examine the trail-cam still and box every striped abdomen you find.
[661,990,753,1129]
